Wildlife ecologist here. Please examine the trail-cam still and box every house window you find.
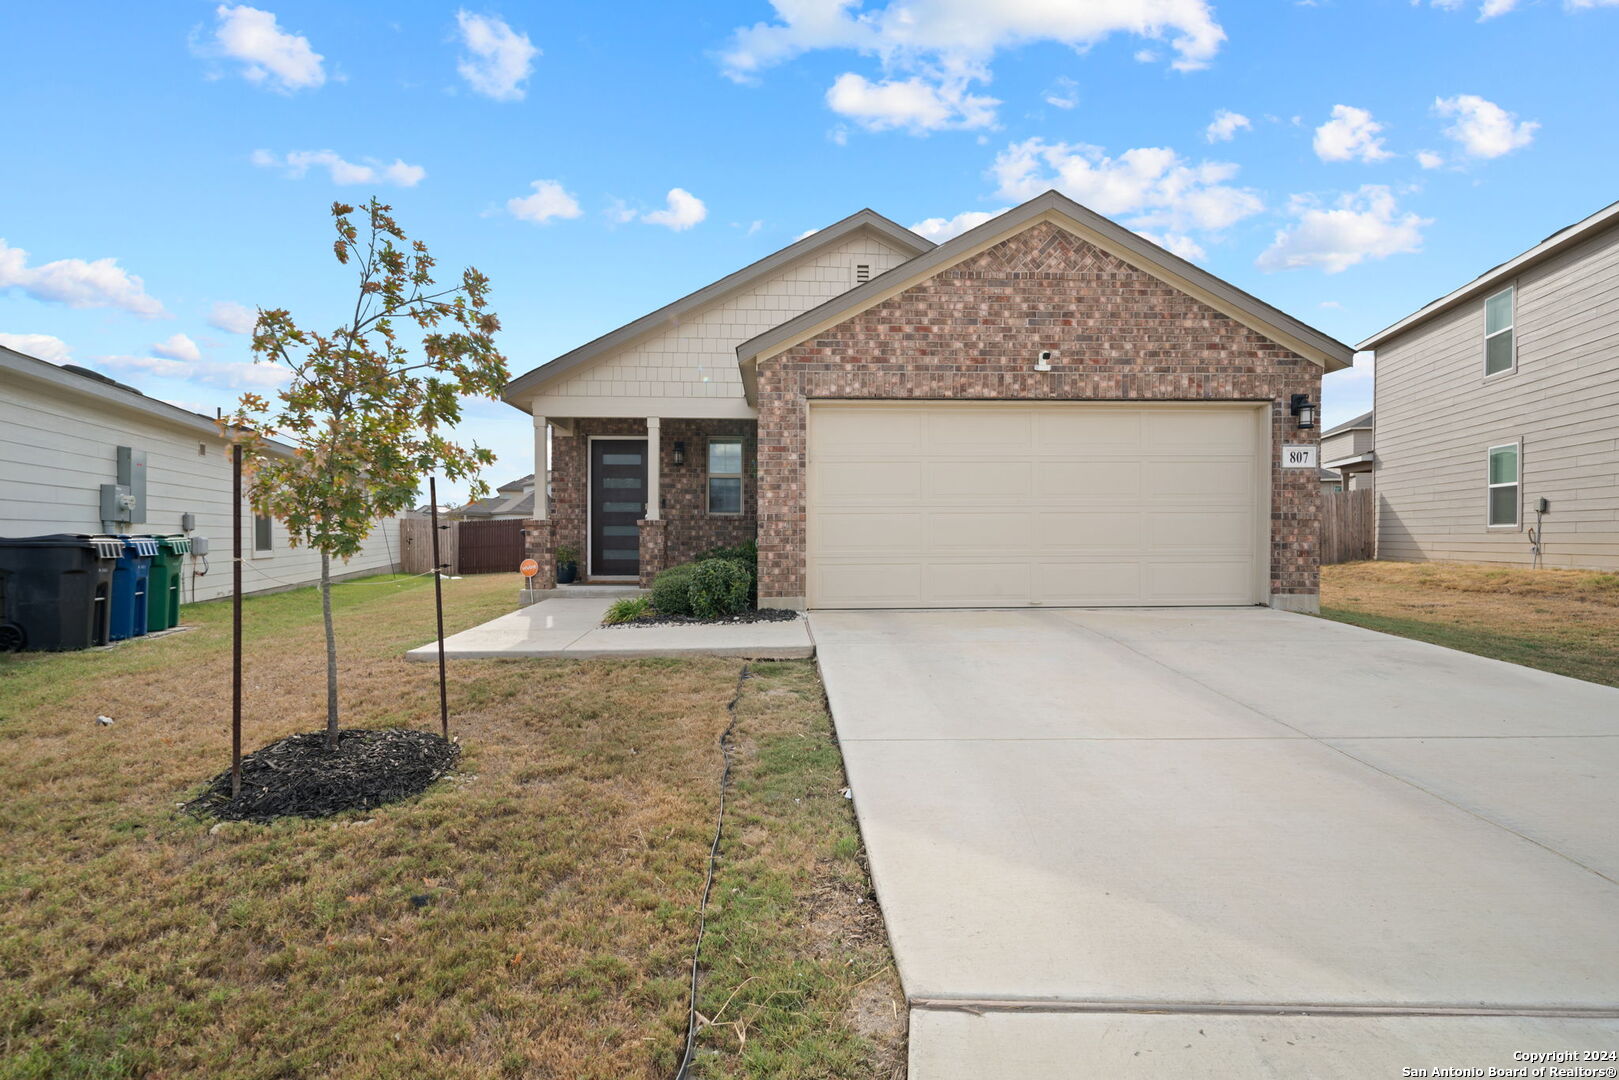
[1484,286,1515,376]
[707,437,743,515]
[253,514,274,552]
[1487,443,1520,527]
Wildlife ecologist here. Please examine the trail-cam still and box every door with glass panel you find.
[590,439,646,577]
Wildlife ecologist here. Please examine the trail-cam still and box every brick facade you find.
[754,221,1323,607]
[539,417,757,583]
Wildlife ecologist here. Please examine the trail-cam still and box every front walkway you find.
[406,591,813,661]
[810,607,1619,1078]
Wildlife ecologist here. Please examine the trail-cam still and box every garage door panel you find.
[807,404,1263,609]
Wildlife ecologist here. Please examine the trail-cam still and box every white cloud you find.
[1134,230,1207,261]
[1313,105,1393,163]
[1043,76,1079,109]
[908,208,1011,242]
[1416,149,1446,170]
[1204,109,1251,143]
[992,138,1263,235]
[641,188,708,231]
[1434,94,1537,159]
[506,179,583,224]
[794,228,820,241]
[152,333,202,363]
[98,354,291,390]
[0,239,165,317]
[720,0,1224,131]
[204,5,325,92]
[1257,185,1430,274]
[251,149,426,186]
[209,300,258,335]
[0,332,72,364]
[455,11,537,102]
[825,72,998,133]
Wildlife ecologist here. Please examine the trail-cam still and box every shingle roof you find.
[1321,409,1374,437]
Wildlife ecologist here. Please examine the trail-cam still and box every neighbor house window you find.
[253,514,274,552]
[1484,286,1515,376]
[707,437,743,515]
[1487,443,1520,527]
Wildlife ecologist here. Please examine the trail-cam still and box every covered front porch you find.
[520,410,758,590]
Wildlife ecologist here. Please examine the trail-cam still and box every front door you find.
[590,439,647,577]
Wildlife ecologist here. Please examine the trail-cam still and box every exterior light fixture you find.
[1289,394,1317,430]
[673,441,686,466]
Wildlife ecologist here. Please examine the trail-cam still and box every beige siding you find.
[0,375,401,602]
[1322,427,1372,460]
[1375,224,1619,568]
[546,232,912,402]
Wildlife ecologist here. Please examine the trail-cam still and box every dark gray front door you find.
[590,439,646,577]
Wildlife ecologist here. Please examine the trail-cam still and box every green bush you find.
[694,539,757,570]
[650,563,700,617]
[602,596,651,624]
[689,558,753,618]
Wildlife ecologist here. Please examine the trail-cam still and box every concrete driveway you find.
[809,607,1619,1078]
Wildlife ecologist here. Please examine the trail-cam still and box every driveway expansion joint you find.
[907,997,1619,1020]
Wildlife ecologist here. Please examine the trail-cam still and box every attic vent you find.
[855,263,871,284]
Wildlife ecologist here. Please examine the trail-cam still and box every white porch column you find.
[531,411,547,520]
[645,416,661,521]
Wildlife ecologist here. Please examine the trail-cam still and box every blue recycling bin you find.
[109,535,160,642]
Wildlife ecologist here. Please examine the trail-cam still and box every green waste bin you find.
[145,535,190,633]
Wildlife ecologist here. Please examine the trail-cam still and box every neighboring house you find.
[1319,468,1344,493]
[504,190,1354,612]
[456,474,540,520]
[1320,410,1374,491]
[0,345,401,602]
[1359,198,1619,569]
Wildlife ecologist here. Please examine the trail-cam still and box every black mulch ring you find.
[605,608,802,629]
[185,728,460,823]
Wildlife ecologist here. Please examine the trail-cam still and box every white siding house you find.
[1359,200,1619,569]
[0,346,400,603]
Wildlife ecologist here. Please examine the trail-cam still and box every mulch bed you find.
[606,608,802,629]
[185,728,460,823]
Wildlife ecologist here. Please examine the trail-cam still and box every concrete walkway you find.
[406,593,813,661]
[809,607,1619,1078]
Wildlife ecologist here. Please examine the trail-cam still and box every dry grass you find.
[0,573,900,1078]
[1320,560,1619,687]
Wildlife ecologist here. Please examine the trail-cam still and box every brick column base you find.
[521,520,556,601]
[637,519,667,587]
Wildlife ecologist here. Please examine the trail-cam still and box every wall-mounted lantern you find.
[673,440,686,466]
[1289,394,1317,430]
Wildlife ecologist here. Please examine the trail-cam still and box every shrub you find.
[689,558,753,619]
[602,596,651,624]
[650,563,700,617]
[554,544,579,569]
[695,539,757,570]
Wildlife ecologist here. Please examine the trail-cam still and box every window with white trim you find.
[1487,443,1519,527]
[707,437,743,515]
[1484,286,1515,376]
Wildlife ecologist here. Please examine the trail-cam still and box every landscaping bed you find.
[1320,560,1619,687]
[0,571,900,1078]
[604,608,801,629]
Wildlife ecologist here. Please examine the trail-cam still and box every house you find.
[1358,198,1619,569]
[0,344,400,603]
[1320,410,1374,491]
[455,474,542,520]
[1318,468,1344,493]
[503,190,1354,612]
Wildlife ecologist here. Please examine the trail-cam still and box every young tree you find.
[226,198,508,749]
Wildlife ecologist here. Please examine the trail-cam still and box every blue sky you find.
[3,1,1616,502]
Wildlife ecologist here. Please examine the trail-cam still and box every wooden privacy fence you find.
[457,519,526,575]
[1322,488,1375,565]
[399,517,459,576]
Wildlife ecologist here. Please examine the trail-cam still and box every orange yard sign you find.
[519,558,539,578]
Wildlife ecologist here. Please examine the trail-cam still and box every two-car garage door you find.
[806,402,1267,609]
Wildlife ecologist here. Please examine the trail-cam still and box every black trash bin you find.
[0,534,123,651]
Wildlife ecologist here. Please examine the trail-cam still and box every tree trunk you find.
[321,552,339,750]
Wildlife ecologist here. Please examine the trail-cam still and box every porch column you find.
[645,416,661,521]
[531,412,548,520]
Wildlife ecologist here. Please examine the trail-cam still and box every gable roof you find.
[502,208,933,408]
[734,189,1355,402]
[1358,197,1619,351]
[1321,409,1374,437]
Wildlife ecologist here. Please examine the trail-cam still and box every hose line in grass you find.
[672,662,750,1080]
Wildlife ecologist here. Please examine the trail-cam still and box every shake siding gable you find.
[1376,223,1619,567]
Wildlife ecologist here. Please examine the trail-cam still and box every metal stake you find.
[231,443,243,800]
[429,477,449,740]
